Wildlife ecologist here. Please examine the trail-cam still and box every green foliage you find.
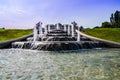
[83,28,120,43]
[93,26,100,29]
[0,29,32,42]
[112,22,120,28]
[101,10,120,28]
[110,10,120,28]
[101,22,112,28]
[80,26,84,31]
[114,11,120,23]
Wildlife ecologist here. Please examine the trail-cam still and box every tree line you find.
[96,10,120,28]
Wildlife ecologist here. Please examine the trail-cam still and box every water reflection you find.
[0,49,120,80]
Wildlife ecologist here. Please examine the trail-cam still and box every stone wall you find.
[0,34,33,49]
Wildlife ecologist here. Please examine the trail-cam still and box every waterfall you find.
[56,24,59,30]
[71,24,74,37]
[33,26,38,42]
[77,26,80,41]
[68,25,70,35]
[12,22,106,51]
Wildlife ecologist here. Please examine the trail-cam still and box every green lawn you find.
[1,28,120,43]
[0,29,32,42]
[82,28,120,43]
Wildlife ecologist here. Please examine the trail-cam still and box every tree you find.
[94,26,100,28]
[101,22,112,28]
[112,22,120,28]
[80,26,84,31]
[110,10,120,28]
[114,11,120,22]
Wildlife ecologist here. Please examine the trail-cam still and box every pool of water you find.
[0,48,120,80]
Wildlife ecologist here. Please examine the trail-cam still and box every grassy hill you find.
[0,28,120,43]
[83,28,120,43]
[0,29,32,42]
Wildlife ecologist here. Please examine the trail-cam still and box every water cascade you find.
[44,25,47,34]
[64,24,67,31]
[12,21,106,51]
[33,26,38,42]
[77,26,80,41]
[68,25,70,35]
[71,23,75,37]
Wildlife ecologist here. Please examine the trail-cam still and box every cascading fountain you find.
[12,21,105,51]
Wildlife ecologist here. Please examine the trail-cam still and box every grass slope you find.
[83,28,120,43]
[0,29,32,42]
[1,28,120,43]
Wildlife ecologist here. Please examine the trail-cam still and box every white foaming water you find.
[33,26,38,42]
[0,49,120,80]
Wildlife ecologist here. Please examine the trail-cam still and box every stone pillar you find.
[39,22,42,35]
[46,25,48,33]
[71,21,77,37]
[34,22,42,41]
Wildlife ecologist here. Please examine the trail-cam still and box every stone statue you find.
[36,22,42,34]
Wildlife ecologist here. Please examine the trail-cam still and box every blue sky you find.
[0,0,120,29]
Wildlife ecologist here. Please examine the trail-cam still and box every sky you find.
[0,0,120,29]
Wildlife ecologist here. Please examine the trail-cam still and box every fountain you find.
[1,22,120,80]
[12,21,106,51]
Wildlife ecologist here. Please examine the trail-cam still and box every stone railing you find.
[0,34,33,49]
[76,30,120,48]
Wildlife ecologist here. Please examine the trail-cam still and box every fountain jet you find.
[12,21,106,51]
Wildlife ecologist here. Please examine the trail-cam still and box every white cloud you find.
[0,6,27,15]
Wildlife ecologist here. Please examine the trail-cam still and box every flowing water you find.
[0,49,120,80]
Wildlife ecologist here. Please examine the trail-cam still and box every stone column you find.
[71,21,77,37]
[39,22,42,35]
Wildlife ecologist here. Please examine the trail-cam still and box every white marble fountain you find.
[12,21,105,51]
